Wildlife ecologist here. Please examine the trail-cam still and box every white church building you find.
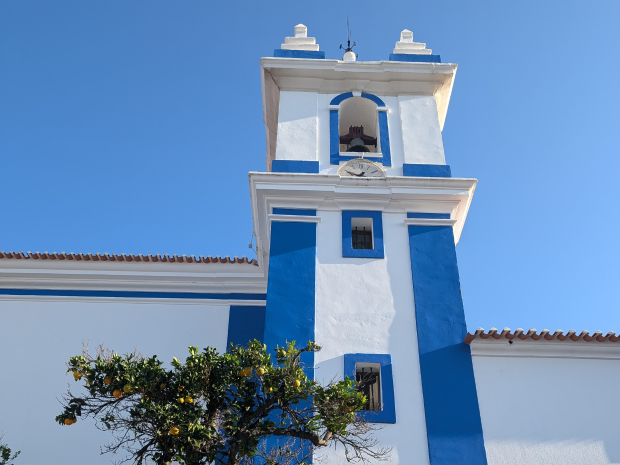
[1,25,619,465]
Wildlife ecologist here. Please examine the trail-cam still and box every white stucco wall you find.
[0,297,230,465]
[275,91,318,161]
[472,342,620,464]
[398,95,446,166]
[313,209,429,464]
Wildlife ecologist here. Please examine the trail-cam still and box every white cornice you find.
[249,172,476,272]
[268,214,321,224]
[471,340,620,360]
[260,57,457,131]
[404,218,457,227]
[0,261,267,294]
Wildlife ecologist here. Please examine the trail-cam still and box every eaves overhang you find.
[249,172,476,273]
[260,57,457,130]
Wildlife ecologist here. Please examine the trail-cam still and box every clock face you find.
[338,159,386,178]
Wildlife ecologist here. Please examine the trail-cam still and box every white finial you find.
[294,24,307,38]
[393,28,432,55]
[400,29,414,43]
[281,24,319,51]
[343,50,356,62]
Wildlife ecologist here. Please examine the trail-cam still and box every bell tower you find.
[252,25,488,465]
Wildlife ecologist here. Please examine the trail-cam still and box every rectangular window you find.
[356,362,381,411]
[342,211,384,259]
[351,217,373,250]
[344,354,395,423]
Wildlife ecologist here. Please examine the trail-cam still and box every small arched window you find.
[329,92,391,166]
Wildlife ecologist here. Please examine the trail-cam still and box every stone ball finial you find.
[294,24,308,38]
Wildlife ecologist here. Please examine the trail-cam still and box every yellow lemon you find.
[71,418,77,424]
[123,384,132,393]
[169,426,180,435]
[185,396,193,404]
[113,389,122,399]
[160,383,166,389]
[268,387,273,393]
[178,397,185,404]
[64,418,73,426]
[73,372,82,381]
[211,422,217,428]
[294,379,301,387]
[256,368,265,376]
[242,368,252,377]
[103,377,112,385]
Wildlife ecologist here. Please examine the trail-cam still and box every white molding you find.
[404,218,457,227]
[328,105,340,110]
[334,199,392,211]
[249,172,477,273]
[471,340,620,360]
[377,107,389,112]
[0,295,266,306]
[352,91,362,97]
[268,214,321,224]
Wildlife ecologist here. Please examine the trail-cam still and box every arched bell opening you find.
[338,97,379,153]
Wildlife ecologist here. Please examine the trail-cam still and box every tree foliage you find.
[0,435,20,465]
[56,340,390,465]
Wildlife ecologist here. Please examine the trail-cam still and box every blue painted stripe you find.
[389,54,442,63]
[361,93,386,107]
[330,92,353,106]
[403,164,452,178]
[330,109,340,165]
[265,221,316,371]
[273,49,325,59]
[227,306,266,348]
[336,155,383,163]
[264,220,317,463]
[344,353,395,423]
[408,225,487,464]
[0,288,267,301]
[272,208,316,216]
[378,111,391,167]
[271,160,319,174]
[407,213,451,219]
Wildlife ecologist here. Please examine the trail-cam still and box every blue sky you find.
[1,0,619,333]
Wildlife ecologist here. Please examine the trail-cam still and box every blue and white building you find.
[2,25,620,465]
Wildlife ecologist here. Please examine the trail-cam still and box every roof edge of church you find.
[466,327,619,344]
[0,251,258,266]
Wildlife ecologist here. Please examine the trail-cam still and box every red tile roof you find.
[465,327,619,344]
[0,251,258,265]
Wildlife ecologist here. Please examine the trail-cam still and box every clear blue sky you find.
[1,0,619,333]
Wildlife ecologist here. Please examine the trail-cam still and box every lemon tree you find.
[56,340,390,465]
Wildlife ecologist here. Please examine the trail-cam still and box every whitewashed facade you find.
[1,25,618,465]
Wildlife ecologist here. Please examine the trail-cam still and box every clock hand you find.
[345,170,361,176]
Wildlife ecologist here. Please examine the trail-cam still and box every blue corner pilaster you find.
[274,49,325,59]
[408,224,487,464]
[389,53,441,63]
[265,218,317,373]
[330,109,340,165]
[227,306,266,348]
[271,160,319,174]
[403,164,452,177]
[378,111,391,167]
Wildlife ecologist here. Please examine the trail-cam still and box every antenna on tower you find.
[339,16,357,60]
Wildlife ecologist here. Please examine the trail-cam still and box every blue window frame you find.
[330,92,391,167]
[344,354,396,424]
[342,211,384,258]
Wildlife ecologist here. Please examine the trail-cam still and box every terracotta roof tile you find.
[0,251,258,266]
[465,327,619,344]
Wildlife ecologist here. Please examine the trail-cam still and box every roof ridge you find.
[0,251,258,266]
[465,327,619,344]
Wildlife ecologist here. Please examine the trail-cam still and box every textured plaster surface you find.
[275,91,318,161]
[399,95,446,166]
[313,210,430,464]
[473,354,620,464]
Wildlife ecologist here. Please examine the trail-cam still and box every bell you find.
[346,138,370,153]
